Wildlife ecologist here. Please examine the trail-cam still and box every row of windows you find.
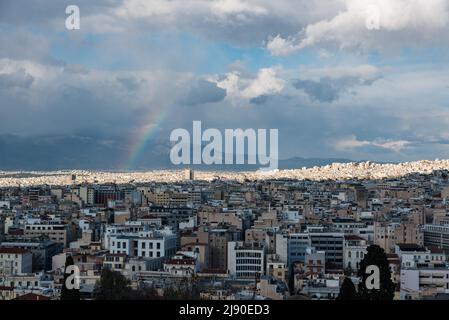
[236,272,259,278]
[236,259,262,264]
[236,265,262,271]
[141,242,161,250]
[116,242,127,249]
[235,252,262,258]
[140,251,161,258]
[7,281,39,287]
[347,251,365,259]
[0,261,19,266]
[0,254,21,259]
[113,241,162,250]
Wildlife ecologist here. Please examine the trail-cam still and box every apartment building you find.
[24,222,71,247]
[343,235,368,271]
[375,221,423,253]
[401,268,449,300]
[109,227,178,259]
[227,241,265,280]
[423,224,449,250]
[0,248,32,275]
[309,232,344,269]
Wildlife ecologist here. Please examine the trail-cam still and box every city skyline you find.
[2,1,449,170]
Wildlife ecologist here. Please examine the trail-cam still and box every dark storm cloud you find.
[63,64,89,75]
[0,69,34,88]
[292,76,380,103]
[250,95,269,105]
[116,76,143,91]
[184,79,226,106]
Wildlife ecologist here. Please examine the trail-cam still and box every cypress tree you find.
[357,245,395,300]
[60,255,80,300]
[337,277,357,300]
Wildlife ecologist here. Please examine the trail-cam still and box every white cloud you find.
[298,64,383,80]
[241,68,285,98]
[334,135,411,152]
[211,0,268,17]
[109,0,268,23]
[266,35,301,56]
[215,67,285,102]
[267,0,449,55]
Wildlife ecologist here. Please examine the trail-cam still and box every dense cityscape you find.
[2,0,449,312]
[2,164,449,300]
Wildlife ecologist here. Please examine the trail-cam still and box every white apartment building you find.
[401,268,449,300]
[103,222,145,249]
[163,252,199,277]
[333,219,366,235]
[0,248,32,275]
[109,227,178,259]
[395,244,446,269]
[343,235,368,271]
[227,241,265,280]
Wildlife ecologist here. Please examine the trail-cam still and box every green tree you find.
[60,256,80,300]
[93,268,133,300]
[337,277,357,300]
[357,245,395,300]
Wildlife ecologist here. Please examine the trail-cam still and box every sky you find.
[1,0,449,170]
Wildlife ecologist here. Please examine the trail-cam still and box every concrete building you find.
[395,244,446,269]
[227,241,265,280]
[103,253,127,271]
[343,235,368,271]
[109,227,178,259]
[163,252,199,277]
[304,247,326,275]
[401,268,449,300]
[1,238,63,271]
[208,227,241,271]
[309,232,344,269]
[423,224,449,250]
[24,222,71,247]
[375,221,423,253]
[0,248,32,275]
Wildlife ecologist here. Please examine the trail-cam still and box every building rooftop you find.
[0,247,31,254]
[397,243,427,252]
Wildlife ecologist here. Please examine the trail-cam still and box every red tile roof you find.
[164,259,196,265]
[0,247,31,254]
[14,293,50,301]
[0,286,14,291]
[181,242,208,247]
[428,246,445,254]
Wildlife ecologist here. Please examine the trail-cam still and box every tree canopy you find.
[357,245,395,300]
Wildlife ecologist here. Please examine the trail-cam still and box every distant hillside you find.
[279,157,354,169]
[0,134,356,171]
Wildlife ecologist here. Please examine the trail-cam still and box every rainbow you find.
[125,106,171,170]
